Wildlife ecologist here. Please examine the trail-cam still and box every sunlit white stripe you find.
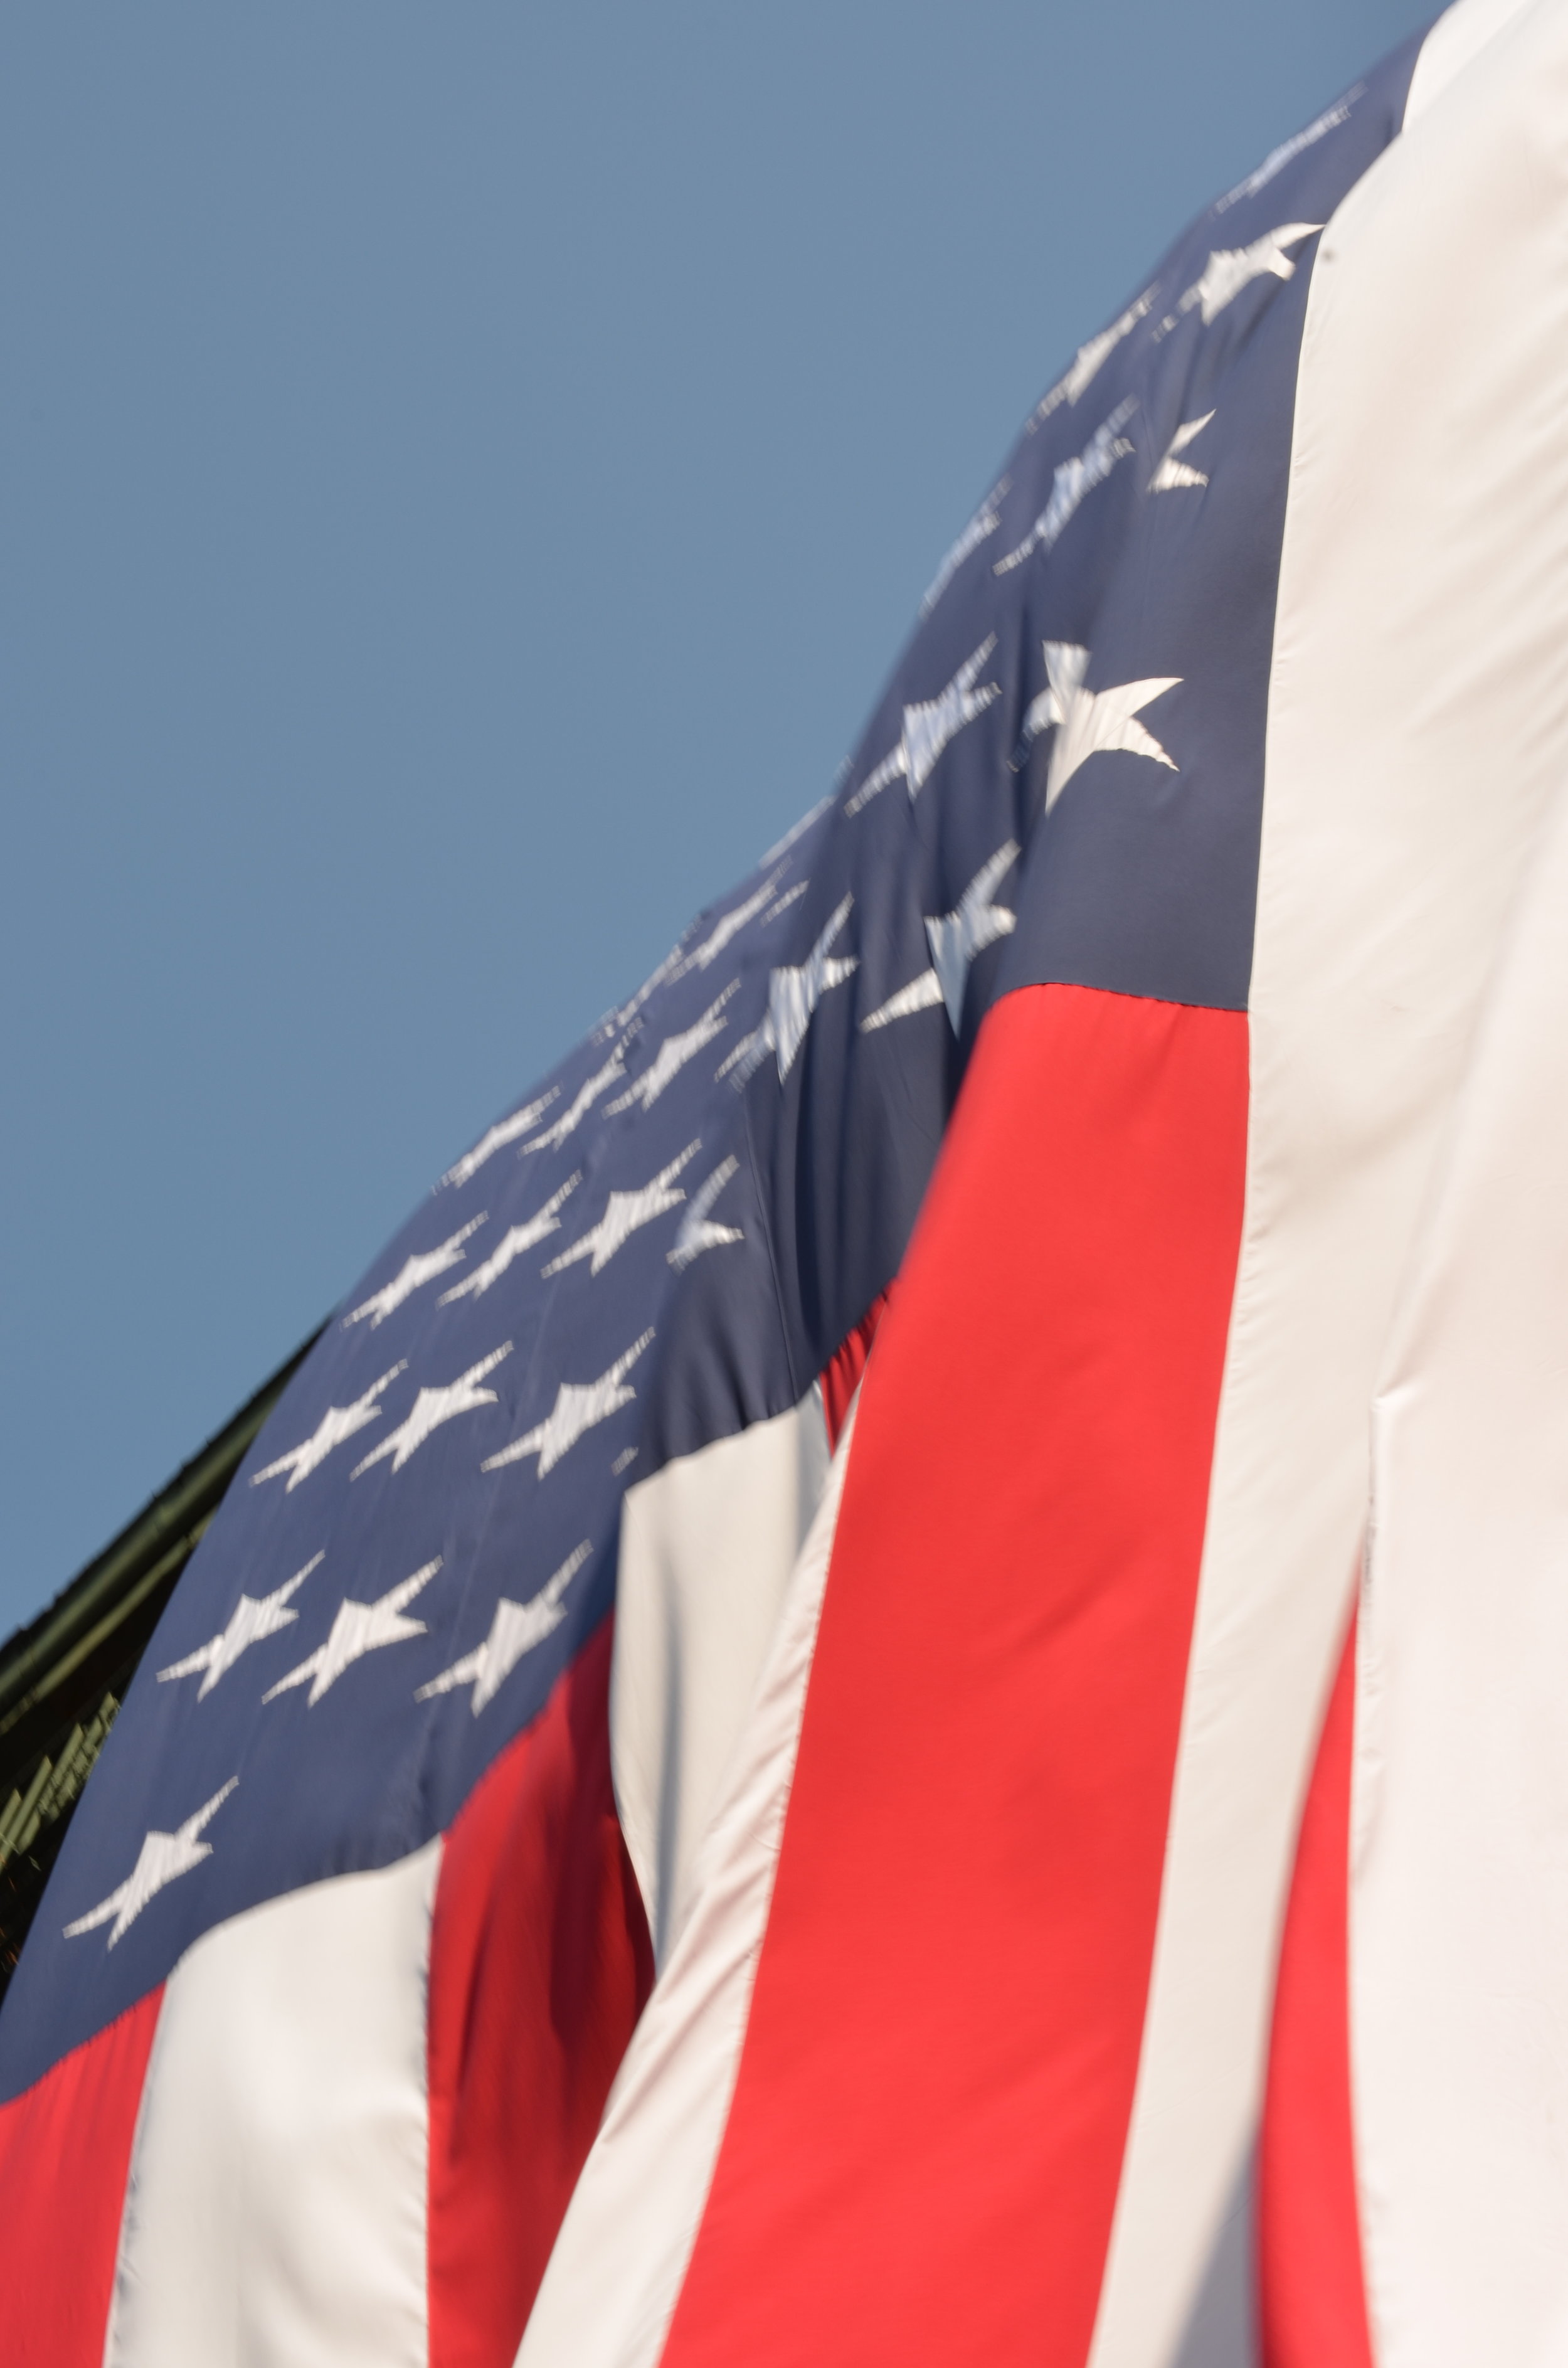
[1087,4,1567,2360]
[105,1845,438,2368]
[1356,786,1568,2368]
[1401,0,1537,122]
[612,1394,830,1967]
[519,1411,855,2368]
[1348,8,1568,2360]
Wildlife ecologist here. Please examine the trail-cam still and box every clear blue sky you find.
[0,0,1433,1634]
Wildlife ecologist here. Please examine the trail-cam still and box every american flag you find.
[6,4,1568,2362]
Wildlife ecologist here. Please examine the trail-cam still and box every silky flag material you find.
[5,3,1568,2362]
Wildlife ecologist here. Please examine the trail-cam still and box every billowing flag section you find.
[3,8,1566,2368]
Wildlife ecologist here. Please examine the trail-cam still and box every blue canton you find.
[0,26,1424,2100]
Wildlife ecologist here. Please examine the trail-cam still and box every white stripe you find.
[105,1845,438,2368]
[612,1394,830,1967]
[1086,6,1568,2360]
[1348,12,1568,2355]
[1402,0,1537,122]
[1356,791,1568,2368]
[517,1410,855,2368]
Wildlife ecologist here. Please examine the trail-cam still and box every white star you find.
[995,403,1136,576]
[673,874,783,978]
[483,1332,654,1480]
[250,1364,406,1493]
[351,1345,512,1479]
[1031,289,1155,428]
[438,1177,581,1303]
[763,881,808,923]
[1215,95,1355,214]
[859,969,945,1030]
[156,1553,322,1699]
[603,941,685,1035]
[719,895,858,1085]
[607,984,738,1116]
[1150,412,1215,492]
[1020,642,1180,810]
[921,476,1009,617]
[1180,224,1320,325]
[543,1144,698,1279]
[846,641,1000,814]
[416,1543,591,1715]
[668,1156,744,1270]
[927,842,1020,1022]
[343,1217,485,1330]
[759,794,831,868]
[263,1560,440,1708]
[441,1090,559,1190]
[524,1043,631,1152]
[64,1778,237,1949]
[861,842,1020,1035]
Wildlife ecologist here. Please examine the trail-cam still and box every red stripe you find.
[0,1986,163,2365]
[426,1619,654,2368]
[820,1288,890,1452]
[661,982,1249,2368]
[1259,1610,1373,2368]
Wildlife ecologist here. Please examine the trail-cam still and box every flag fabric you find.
[4,2,1567,2361]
